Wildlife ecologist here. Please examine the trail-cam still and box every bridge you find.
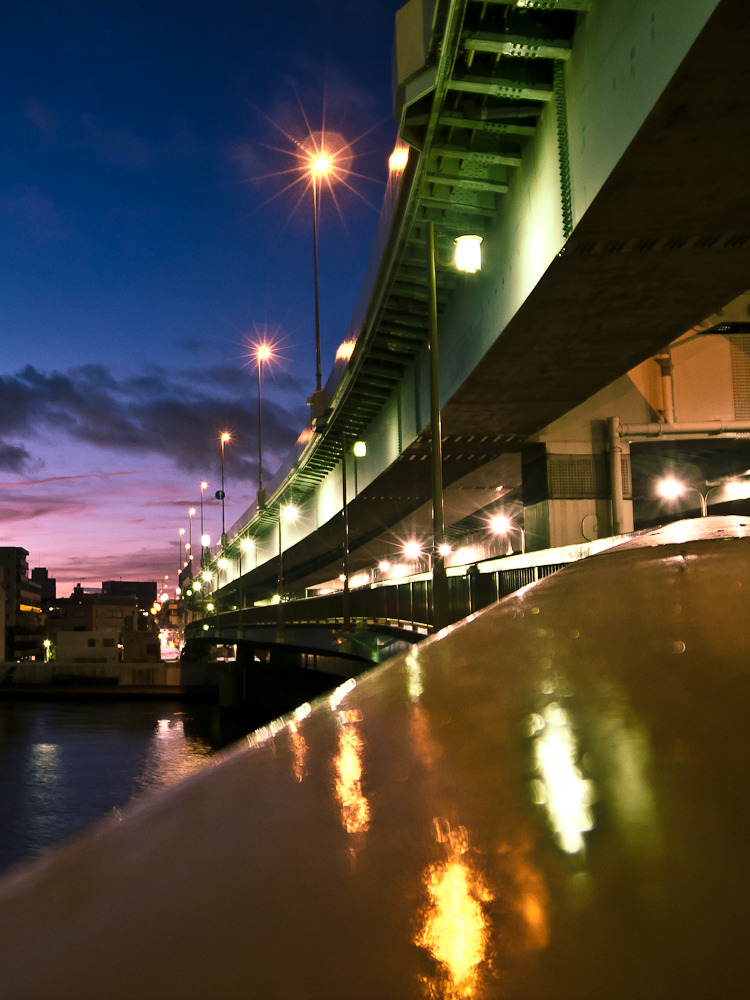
[2,3,750,995]
[184,0,750,672]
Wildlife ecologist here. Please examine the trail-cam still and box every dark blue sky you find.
[0,0,404,593]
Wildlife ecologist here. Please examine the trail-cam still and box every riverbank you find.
[0,684,188,701]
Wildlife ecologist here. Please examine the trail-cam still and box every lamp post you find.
[218,432,230,549]
[238,538,253,628]
[277,504,298,629]
[426,223,483,630]
[256,344,271,507]
[188,507,196,572]
[200,481,208,565]
[309,152,331,418]
[341,436,366,631]
[178,528,186,577]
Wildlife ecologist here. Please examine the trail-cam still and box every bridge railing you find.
[192,553,575,638]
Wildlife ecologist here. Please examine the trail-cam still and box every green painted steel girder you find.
[431,142,522,168]
[424,170,510,195]
[474,0,591,10]
[449,74,554,102]
[463,31,572,61]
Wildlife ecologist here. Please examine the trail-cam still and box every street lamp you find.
[188,507,196,571]
[490,513,526,554]
[200,481,208,564]
[277,504,298,628]
[178,527,186,576]
[656,475,749,517]
[256,344,271,507]
[309,151,331,418]
[426,221,483,630]
[238,537,254,626]
[341,436,366,630]
[218,433,230,548]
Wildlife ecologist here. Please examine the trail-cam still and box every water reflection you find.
[0,702,239,874]
[131,715,213,797]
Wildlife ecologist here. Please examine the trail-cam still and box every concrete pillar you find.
[522,438,634,550]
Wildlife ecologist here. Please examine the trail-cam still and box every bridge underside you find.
[228,0,750,603]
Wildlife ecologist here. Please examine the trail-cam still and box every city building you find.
[31,567,57,611]
[0,548,44,661]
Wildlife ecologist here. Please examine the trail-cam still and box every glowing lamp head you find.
[179,527,185,536]
[241,538,254,552]
[201,481,208,491]
[282,504,299,523]
[189,507,196,517]
[378,561,391,573]
[388,144,409,172]
[221,432,230,444]
[657,477,685,500]
[218,558,228,570]
[454,234,483,273]
[200,533,210,547]
[256,343,271,363]
[490,514,512,535]
[352,440,367,458]
[312,153,331,176]
[438,543,452,557]
[403,540,422,560]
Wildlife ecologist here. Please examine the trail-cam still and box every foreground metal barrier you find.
[1,516,748,999]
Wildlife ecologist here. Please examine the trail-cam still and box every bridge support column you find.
[522,438,633,550]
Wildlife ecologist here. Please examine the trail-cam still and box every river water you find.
[0,699,257,876]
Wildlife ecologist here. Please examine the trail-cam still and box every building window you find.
[103,638,115,647]
[87,638,97,647]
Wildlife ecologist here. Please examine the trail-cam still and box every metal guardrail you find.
[193,559,571,637]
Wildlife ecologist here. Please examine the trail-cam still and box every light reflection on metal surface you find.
[333,710,370,836]
[329,677,357,710]
[416,820,492,999]
[529,702,595,854]
[406,648,423,702]
[288,722,308,783]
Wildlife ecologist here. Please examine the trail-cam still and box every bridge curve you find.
[186,0,750,638]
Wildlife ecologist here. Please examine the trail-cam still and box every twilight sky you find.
[0,0,404,596]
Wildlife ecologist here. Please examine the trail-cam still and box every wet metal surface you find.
[0,517,748,998]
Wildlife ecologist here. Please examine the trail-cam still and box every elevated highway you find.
[189,0,750,634]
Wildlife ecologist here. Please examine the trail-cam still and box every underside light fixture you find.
[388,143,409,173]
[490,514,512,535]
[454,235,483,273]
[656,476,684,500]
[241,538,254,552]
[378,560,391,573]
[403,540,423,560]
[336,339,356,362]
[438,542,452,558]
[352,440,367,458]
